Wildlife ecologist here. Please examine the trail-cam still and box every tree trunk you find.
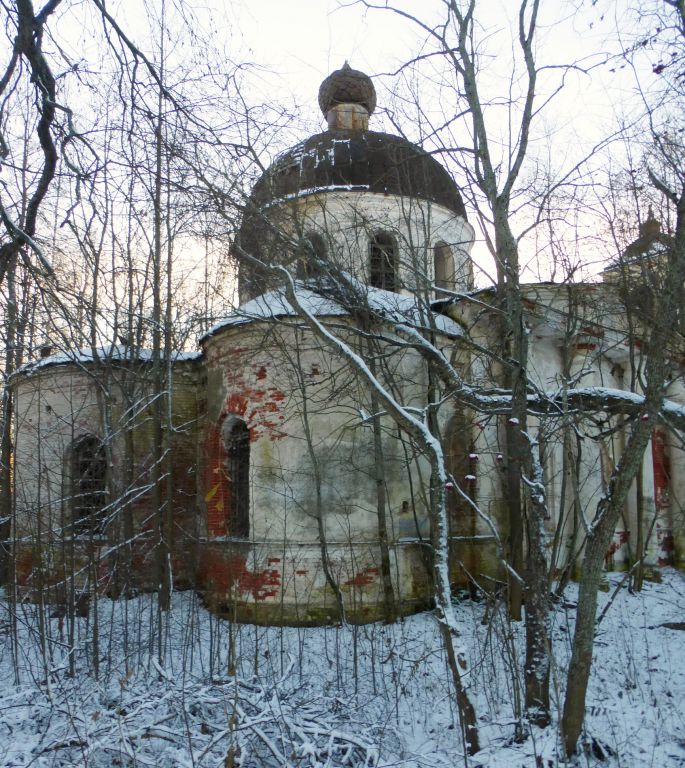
[368,351,398,623]
[0,256,18,585]
[562,419,653,753]
[563,187,685,755]
[497,203,551,724]
[152,75,171,616]
[428,469,480,756]
[504,418,524,621]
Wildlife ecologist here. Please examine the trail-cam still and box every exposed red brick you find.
[658,527,675,566]
[652,429,671,513]
[605,530,629,563]
[198,549,281,601]
[15,549,34,585]
[226,393,248,417]
[202,421,228,536]
[343,566,379,588]
[580,325,604,338]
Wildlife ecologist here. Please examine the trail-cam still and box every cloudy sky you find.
[225,0,634,123]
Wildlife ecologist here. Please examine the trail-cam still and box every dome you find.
[318,61,377,116]
[237,66,468,298]
[243,129,467,217]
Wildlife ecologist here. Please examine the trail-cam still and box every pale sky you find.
[230,0,416,107]
[224,0,634,132]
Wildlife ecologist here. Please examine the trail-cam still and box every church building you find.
[10,65,683,624]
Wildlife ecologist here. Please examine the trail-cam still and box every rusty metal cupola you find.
[318,61,377,131]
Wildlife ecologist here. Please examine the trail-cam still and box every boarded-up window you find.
[434,242,454,290]
[222,416,250,538]
[71,435,107,535]
[369,232,397,291]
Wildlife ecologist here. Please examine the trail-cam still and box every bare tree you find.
[562,0,685,752]
[358,0,561,725]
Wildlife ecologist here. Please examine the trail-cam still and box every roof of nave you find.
[16,344,201,377]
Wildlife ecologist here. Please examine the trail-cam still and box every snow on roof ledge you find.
[200,281,464,343]
[17,345,201,377]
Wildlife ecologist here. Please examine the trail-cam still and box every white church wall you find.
[257,191,474,295]
[661,378,685,566]
[14,368,104,537]
[199,316,444,622]
[451,282,678,581]
[12,357,202,594]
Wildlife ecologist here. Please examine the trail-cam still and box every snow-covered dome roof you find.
[243,129,466,217]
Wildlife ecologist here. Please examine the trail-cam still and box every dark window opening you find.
[71,435,107,536]
[222,416,250,538]
[369,232,397,291]
[434,242,454,290]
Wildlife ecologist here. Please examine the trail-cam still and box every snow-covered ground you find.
[0,570,683,767]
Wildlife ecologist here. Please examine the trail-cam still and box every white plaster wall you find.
[249,191,474,297]
[14,369,104,538]
[13,360,201,543]
[203,318,437,546]
[460,286,648,574]
[200,316,446,617]
[666,378,685,565]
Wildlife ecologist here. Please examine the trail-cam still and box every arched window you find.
[296,232,327,280]
[222,416,250,538]
[434,242,455,291]
[70,435,107,535]
[369,232,397,291]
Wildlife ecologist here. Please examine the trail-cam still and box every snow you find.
[17,345,201,376]
[201,281,465,342]
[569,386,645,404]
[264,184,371,208]
[1,570,683,766]
[663,399,685,419]
[262,135,375,205]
